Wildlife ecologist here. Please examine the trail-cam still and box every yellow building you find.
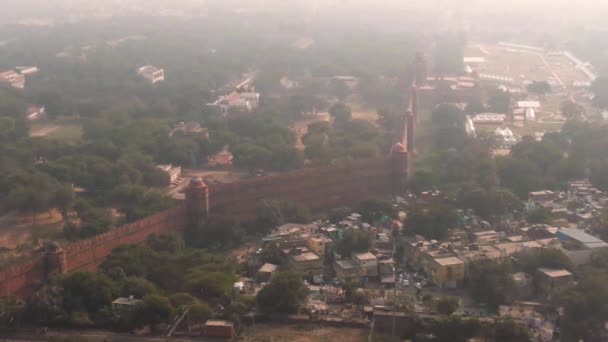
[307,235,332,258]
[426,256,465,289]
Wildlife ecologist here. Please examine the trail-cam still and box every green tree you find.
[257,271,308,314]
[404,204,458,240]
[516,249,572,274]
[560,99,585,119]
[60,271,115,314]
[467,260,516,310]
[329,103,352,125]
[336,229,373,257]
[526,81,552,95]
[408,169,438,194]
[189,303,212,324]
[431,316,480,342]
[457,186,523,219]
[328,79,350,101]
[558,271,608,340]
[526,207,554,224]
[147,233,184,253]
[121,277,158,298]
[590,160,608,191]
[355,198,395,223]
[488,88,511,113]
[487,319,531,342]
[496,157,543,199]
[436,296,459,315]
[431,104,467,149]
[133,294,174,332]
[7,186,53,224]
[52,184,75,221]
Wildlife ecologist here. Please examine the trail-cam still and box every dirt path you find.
[30,124,59,137]
[292,112,330,150]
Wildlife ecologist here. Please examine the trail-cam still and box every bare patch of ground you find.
[240,323,368,342]
[0,209,64,249]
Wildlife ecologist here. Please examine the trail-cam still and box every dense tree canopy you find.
[256,271,308,314]
[404,204,459,240]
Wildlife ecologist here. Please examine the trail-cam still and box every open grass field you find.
[30,122,83,140]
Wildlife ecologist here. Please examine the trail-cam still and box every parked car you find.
[415,282,422,289]
[403,279,410,287]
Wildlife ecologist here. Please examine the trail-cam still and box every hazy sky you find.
[3,0,608,25]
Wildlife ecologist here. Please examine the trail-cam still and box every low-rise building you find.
[556,228,608,265]
[0,70,25,89]
[156,164,182,185]
[15,66,39,75]
[26,105,45,120]
[471,113,507,124]
[536,268,573,298]
[284,246,323,277]
[529,190,556,202]
[137,65,165,84]
[426,256,465,289]
[495,127,517,146]
[353,252,378,278]
[334,259,358,281]
[202,320,235,339]
[112,296,142,315]
[257,263,278,282]
[170,121,208,138]
[307,235,332,258]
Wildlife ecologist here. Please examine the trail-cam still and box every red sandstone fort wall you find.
[0,206,186,297]
[0,155,405,298]
[209,157,404,219]
[0,87,415,298]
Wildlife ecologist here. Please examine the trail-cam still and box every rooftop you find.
[292,251,321,262]
[354,252,377,261]
[558,228,608,249]
[205,320,234,327]
[335,259,357,269]
[537,268,573,278]
[434,256,464,266]
[112,296,142,306]
[259,263,278,273]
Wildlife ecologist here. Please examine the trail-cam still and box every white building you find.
[472,113,507,124]
[495,127,517,146]
[0,70,25,89]
[137,65,164,84]
[26,105,45,120]
[15,66,39,75]
[525,107,536,121]
[517,101,541,109]
[465,116,476,137]
[212,91,260,114]
[156,164,182,185]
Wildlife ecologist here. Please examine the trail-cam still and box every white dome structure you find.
[525,107,536,121]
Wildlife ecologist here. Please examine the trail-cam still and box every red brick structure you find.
[0,88,417,299]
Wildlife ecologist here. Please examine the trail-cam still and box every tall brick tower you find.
[185,177,209,229]
[45,241,67,276]
[390,142,408,195]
